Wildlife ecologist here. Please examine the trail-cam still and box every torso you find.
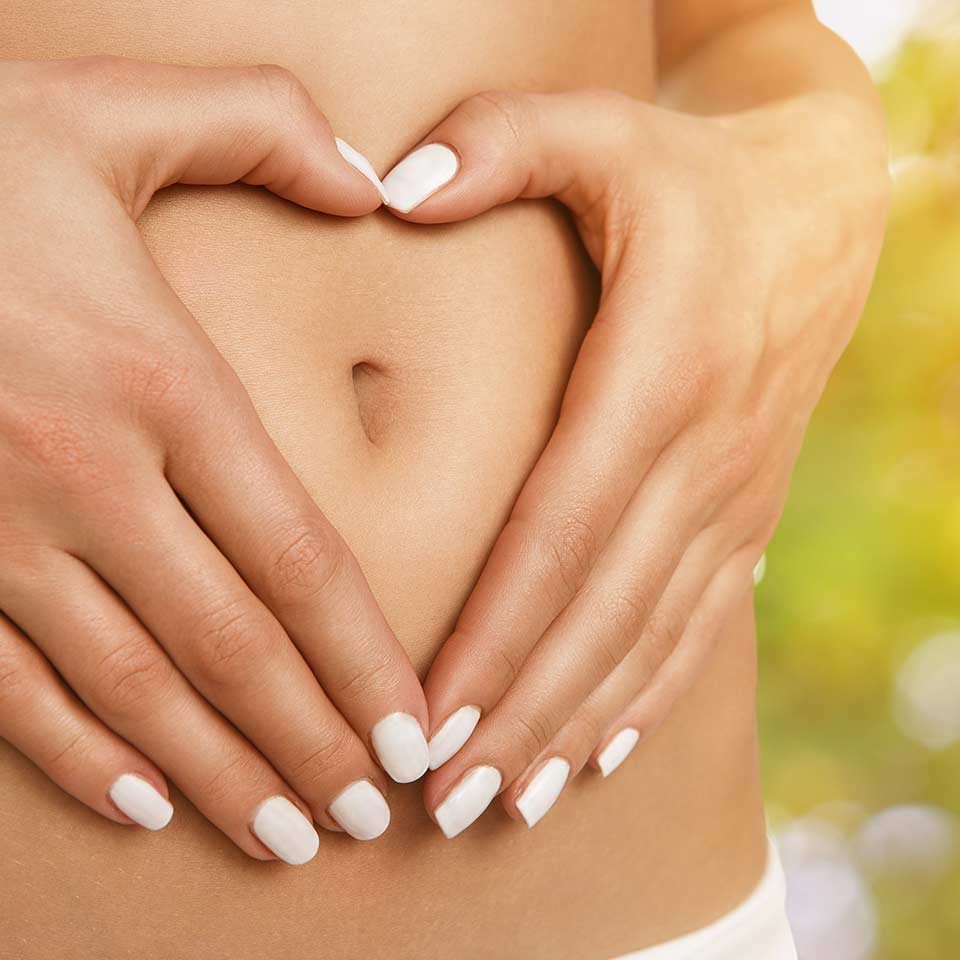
[0,4,767,957]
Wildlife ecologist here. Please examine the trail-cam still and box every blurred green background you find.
[758,6,960,958]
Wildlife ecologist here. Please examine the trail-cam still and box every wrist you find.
[715,92,890,209]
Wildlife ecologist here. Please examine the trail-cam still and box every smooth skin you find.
[0,0,888,860]
[0,57,429,860]
[382,1,891,832]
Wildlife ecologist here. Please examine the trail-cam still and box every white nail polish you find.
[434,765,501,839]
[597,728,640,778]
[252,796,319,865]
[328,780,391,841]
[753,553,767,586]
[382,143,459,213]
[109,774,173,830]
[335,137,389,203]
[371,712,430,783]
[428,705,481,770]
[516,758,570,828]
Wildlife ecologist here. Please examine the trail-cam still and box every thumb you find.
[61,56,387,217]
[381,89,641,228]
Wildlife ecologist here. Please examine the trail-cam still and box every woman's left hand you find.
[381,88,890,836]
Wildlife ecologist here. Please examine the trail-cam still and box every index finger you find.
[158,366,430,785]
[422,280,697,769]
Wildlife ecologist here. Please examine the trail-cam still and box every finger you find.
[80,486,398,835]
[423,440,722,837]
[387,94,705,770]
[496,542,759,830]
[160,379,429,785]
[487,507,758,823]
[0,612,173,831]
[55,55,387,216]
[381,88,640,227]
[590,547,759,776]
[495,527,735,827]
[422,273,704,770]
[0,551,326,862]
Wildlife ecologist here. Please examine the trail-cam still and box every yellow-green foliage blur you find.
[757,32,960,960]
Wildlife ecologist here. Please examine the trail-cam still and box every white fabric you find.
[609,840,797,960]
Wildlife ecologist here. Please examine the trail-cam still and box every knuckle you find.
[567,697,607,746]
[469,89,528,150]
[190,599,272,689]
[512,708,555,761]
[642,610,680,670]
[596,590,648,667]
[0,649,27,709]
[116,343,195,417]
[264,519,344,608]
[253,63,315,127]
[200,747,262,808]
[44,728,96,777]
[704,418,764,496]
[732,412,769,471]
[335,656,402,702]
[489,641,524,692]
[91,636,174,717]
[537,510,600,597]
[111,337,233,428]
[676,352,718,409]
[611,350,715,449]
[287,724,354,786]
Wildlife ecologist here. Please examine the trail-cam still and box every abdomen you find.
[0,5,768,958]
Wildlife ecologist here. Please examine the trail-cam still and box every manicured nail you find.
[597,728,640,778]
[252,796,319,865]
[428,705,481,770]
[335,137,389,204]
[328,780,391,841]
[371,712,430,783]
[753,552,767,586]
[382,143,459,213]
[516,758,570,828]
[434,765,501,839]
[109,774,173,830]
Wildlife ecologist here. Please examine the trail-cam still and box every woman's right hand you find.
[0,56,428,864]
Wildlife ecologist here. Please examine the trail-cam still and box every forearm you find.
[655,2,887,167]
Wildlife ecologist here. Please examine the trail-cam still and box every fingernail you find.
[428,705,481,770]
[753,553,767,586]
[382,143,459,213]
[328,780,391,841]
[434,765,501,839]
[108,773,173,830]
[516,757,570,828]
[597,728,640,778]
[335,137,389,204]
[371,712,430,783]
[251,796,319,865]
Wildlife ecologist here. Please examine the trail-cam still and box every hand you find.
[0,56,427,864]
[381,87,890,835]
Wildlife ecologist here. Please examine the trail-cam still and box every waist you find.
[610,839,797,960]
[1,188,768,955]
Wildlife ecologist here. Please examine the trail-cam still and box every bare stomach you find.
[0,2,767,958]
